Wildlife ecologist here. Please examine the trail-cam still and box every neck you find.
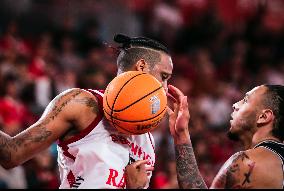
[238,131,254,150]
[252,135,281,147]
[251,125,281,148]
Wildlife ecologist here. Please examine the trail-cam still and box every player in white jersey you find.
[0,34,173,189]
[57,89,156,188]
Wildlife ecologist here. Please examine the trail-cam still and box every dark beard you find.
[227,111,257,142]
[227,131,240,141]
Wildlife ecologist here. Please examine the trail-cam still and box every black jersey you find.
[254,140,284,188]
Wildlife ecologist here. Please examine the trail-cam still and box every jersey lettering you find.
[105,168,126,188]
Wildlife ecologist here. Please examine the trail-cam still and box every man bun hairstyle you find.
[263,85,284,141]
[114,34,169,71]
[114,34,169,54]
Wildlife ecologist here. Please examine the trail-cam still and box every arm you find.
[211,151,255,189]
[0,88,99,169]
[167,85,207,189]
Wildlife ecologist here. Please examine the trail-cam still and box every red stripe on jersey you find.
[148,133,155,151]
[98,89,105,94]
[58,143,76,161]
[67,170,76,188]
[58,89,104,160]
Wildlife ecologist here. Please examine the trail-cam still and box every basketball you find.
[103,71,167,135]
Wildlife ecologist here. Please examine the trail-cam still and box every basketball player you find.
[167,84,284,188]
[0,34,173,188]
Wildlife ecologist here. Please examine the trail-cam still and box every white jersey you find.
[57,89,156,189]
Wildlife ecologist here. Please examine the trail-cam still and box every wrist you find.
[174,131,190,145]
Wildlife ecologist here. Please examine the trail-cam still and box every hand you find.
[125,160,154,189]
[167,85,190,144]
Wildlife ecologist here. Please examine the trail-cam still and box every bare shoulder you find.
[247,147,283,188]
[72,89,102,120]
[211,149,283,189]
[0,88,103,168]
[73,89,101,114]
[210,151,254,189]
[53,88,98,107]
[43,88,102,131]
[50,88,101,118]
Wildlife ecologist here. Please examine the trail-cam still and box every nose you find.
[232,103,239,111]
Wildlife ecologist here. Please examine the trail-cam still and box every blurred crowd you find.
[0,0,283,188]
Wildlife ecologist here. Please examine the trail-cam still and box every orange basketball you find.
[103,71,167,135]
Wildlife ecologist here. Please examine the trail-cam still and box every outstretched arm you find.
[0,88,99,169]
[167,85,207,189]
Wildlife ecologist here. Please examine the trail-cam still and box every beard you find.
[227,111,257,142]
[227,131,240,141]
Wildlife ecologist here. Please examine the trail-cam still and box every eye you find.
[161,73,169,81]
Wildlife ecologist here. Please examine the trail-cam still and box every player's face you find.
[228,85,267,141]
[148,53,173,93]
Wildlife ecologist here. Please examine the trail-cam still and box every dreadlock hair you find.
[113,34,169,72]
[263,85,284,141]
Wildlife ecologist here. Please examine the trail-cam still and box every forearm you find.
[0,123,52,169]
[174,134,207,189]
[0,131,15,168]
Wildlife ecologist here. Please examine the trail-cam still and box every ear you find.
[135,59,150,72]
[257,109,274,126]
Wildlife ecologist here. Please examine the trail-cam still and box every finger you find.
[181,96,189,110]
[168,85,185,103]
[180,96,189,117]
[167,102,178,118]
[169,103,179,132]
[169,85,187,113]
[132,160,148,168]
[145,166,154,172]
[168,85,185,97]
[168,85,181,103]
[146,166,154,176]
[139,163,146,172]
[167,92,177,103]
[178,96,188,111]
[171,103,179,121]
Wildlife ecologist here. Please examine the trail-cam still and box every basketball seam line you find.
[105,73,149,111]
[103,106,166,122]
[113,86,163,112]
[109,73,146,130]
[109,119,139,134]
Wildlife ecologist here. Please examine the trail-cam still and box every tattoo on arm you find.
[73,97,99,114]
[242,161,255,186]
[175,143,207,189]
[213,151,255,189]
[0,125,51,164]
[0,89,82,165]
[49,89,82,119]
